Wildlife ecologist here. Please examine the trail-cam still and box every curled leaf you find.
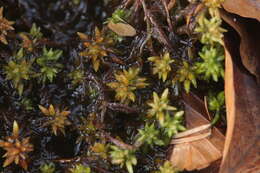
[220,27,260,173]
[169,93,225,171]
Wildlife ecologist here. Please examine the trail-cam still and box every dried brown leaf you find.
[169,93,225,171]
[220,9,260,82]
[220,29,260,173]
[108,22,136,37]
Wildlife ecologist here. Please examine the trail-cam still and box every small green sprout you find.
[78,27,113,71]
[77,113,99,144]
[91,142,109,159]
[4,49,33,95]
[40,163,55,173]
[68,69,85,86]
[39,104,71,136]
[195,15,226,45]
[107,67,148,103]
[29,23,43,39]
[161,111,186,138]
[173,62,197,93]
[21,98,34,111]
[36,47,63,83]
[69,164,91,173]
[208,91,225,112]
[147,88,176,125]
[136,123,164,146]
[208,91,225,125]
[4,60,32,95]
[0,7,14,44]
[195,46,224,81]
[107,30,124,43]
[106,9,130,24]
[148,52,174,82]
[110,145,137,173]
[16,47,24,59]
[157,161,178,173]
[20,23,43,52]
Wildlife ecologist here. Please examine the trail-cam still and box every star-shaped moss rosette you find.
[76,113,99,144]
[173,61,197,93]
[68,69,85,86]
[107,67,148,103]
[36,47,63,83]
[148,52,174,82]
[195,14,226,45]
[4,49,34,95]
[136,123,164,147]
[208,91,225,112]
[147,88,177,125]
[91,142,109,159]
[39,104,71,136]
[161,111,186,138]
[78,27,113,72]
[195,46,224,81]
[110,145,137,173]
[19,23,43,52]
[0,121,33,170]
[0,7,14,44]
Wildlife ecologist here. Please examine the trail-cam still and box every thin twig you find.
[105,133,135,150]
[141,0,174,50]
[204,96,212,121]
[161,0,174,32]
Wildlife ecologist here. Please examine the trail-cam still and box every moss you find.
[0,0,227,172]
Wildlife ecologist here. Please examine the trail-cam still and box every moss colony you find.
[0,0,226,173]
